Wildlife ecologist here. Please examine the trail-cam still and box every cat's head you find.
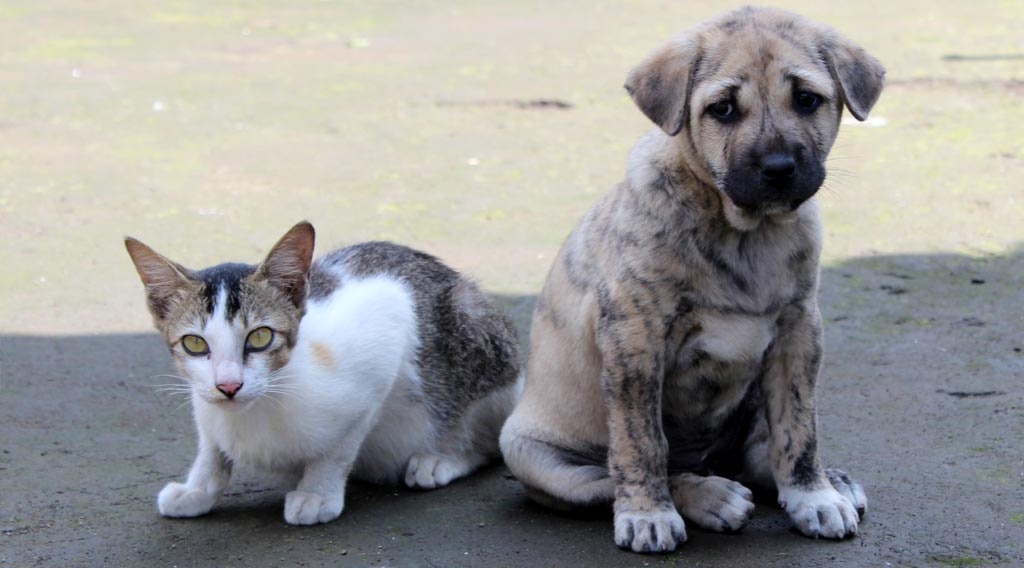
[125,222,315,409]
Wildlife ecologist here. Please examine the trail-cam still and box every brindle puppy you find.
[500,7,884,554]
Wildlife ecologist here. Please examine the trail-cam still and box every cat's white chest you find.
[196,400,316,470]
[192,274,421,473]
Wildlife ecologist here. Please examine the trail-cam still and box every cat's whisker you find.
[155,388,193,396]
[262,388,299,401]
[265,372,298,383]
[263,381,301,393]
[149,374,191,382]
[262,381,300,392]
[151,385,194,392]
[259,392,289,411]
[171,398,194,414]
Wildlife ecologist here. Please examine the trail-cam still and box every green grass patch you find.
[929,555,987,567]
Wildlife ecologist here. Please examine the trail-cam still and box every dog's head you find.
[625,7,884,224]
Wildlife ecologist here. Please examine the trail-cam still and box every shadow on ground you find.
[2,248,1022,567]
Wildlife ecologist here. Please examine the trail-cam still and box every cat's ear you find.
[259,221,315,308]
[124,237,195,320]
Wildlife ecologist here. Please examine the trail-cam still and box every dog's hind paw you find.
[670,474,755,532]
[613,505,687,553]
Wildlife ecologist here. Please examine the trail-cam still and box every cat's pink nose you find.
[216,381,242,398]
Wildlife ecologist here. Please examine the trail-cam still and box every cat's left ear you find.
[259,221,315,308]
[124,238,195,320]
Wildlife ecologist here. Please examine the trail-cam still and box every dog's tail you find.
[500,426,614,511]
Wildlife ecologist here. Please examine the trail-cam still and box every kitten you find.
[125,222,521,525]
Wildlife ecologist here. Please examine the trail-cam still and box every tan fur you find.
[311,342,335,370]
[501,7,882,553]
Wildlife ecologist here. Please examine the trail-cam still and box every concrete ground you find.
[1,1,1022,566]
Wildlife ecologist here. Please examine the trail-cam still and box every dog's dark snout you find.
[760,154,796,184]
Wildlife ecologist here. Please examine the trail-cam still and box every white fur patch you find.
[613,507,687,553]
[778,486,859,539]
[193,275,420,475]
[698,313,774,363]
[157,482,218,518]
[284,490,345,525]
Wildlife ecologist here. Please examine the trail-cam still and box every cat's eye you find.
[181,335,209,356]
[246,327,274,352]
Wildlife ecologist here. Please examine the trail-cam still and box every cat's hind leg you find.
[404,452,487,489]
[404,379,521,489]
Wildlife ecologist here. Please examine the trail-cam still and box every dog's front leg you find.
[763,301,859,539]
[598,306,686,553]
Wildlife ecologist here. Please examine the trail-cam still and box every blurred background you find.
[1,0,1020,333]
[1,2,1021,566]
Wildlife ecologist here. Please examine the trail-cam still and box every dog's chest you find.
[662,312,776,422]
[694,312,775,363]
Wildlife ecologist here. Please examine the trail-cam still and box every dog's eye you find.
[709,100,738,122]
[795,90,822,113]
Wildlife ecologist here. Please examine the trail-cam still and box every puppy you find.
[500,6,884,553]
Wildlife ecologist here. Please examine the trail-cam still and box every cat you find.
[125,221,521,525]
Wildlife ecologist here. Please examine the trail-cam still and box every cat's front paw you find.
[778,486,859,539]
[284,490,344,525]
[157,482,218,518]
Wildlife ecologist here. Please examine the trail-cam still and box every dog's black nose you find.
[760,154,796,184]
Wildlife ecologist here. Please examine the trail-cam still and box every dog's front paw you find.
[671,474,754,533]
[778,486,859,539]
[157,482,217,518]
[404,453,474,489]
[826,468,868,518]
[613,505,687,553]
[284,490,344,525]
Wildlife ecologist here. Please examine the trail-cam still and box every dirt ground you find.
[1,1,1022,566]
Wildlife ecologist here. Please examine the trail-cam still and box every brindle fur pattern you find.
[501,6,881,553]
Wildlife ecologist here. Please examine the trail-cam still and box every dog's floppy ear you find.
[624,36,702,137]
[820,32,885,121]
